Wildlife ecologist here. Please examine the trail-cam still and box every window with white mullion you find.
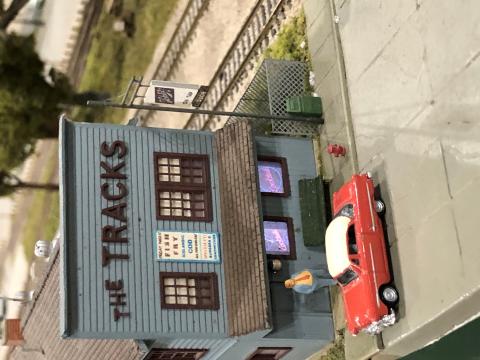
[160,272,219,310]
[154,152,212,221]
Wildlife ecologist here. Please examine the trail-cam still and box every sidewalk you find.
[305,0,357,189]
[305,0,480,359]
[304,1,381,359]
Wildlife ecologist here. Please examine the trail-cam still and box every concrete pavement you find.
[306,0,480,358]
[336,0,480,358]
[305,1,380,359]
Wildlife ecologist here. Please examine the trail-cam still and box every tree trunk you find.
[0,0,30,30]
[69,91,111,106]
[17,181,58,191]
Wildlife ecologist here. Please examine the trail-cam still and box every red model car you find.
[325,173,398,335]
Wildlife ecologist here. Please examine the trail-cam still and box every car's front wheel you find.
[379,284,399,307]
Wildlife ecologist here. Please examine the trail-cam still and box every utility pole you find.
[87,100,323,124]
[86,76,324,125]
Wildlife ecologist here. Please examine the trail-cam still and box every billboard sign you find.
[144,80,209,108]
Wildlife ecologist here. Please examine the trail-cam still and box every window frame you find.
[154,152,213,222]
[262,216,296,260]
[246,347,292,360]
[257,156,291,197]
[144,348,208,360]
[347,224,358,255]
[159,272,220,310]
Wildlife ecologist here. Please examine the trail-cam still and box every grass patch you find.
[74,0,178,123]
[43,192,59,241]
[22,146,59,260]
[264,11,312,66]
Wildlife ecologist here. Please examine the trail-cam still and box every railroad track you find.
[131,0,209,121]
[184,0,297,131]
[140,0,299,131]
[150,0,210,81]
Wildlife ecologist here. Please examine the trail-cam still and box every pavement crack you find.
[464,49,480,71]
[439,141,453,200]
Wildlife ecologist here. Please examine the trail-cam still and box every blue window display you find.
[258,161,285,193]
[263,220,290,256]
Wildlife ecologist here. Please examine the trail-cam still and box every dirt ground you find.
[144,0,260,129]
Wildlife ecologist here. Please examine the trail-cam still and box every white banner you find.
[144,80,208,108]
[155,231,220,263]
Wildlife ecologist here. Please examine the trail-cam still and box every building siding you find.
[60,119,228,338]
[255,136,330,274]
[151,338,237,360]
[255,136,334,341]
[217,334,333,360]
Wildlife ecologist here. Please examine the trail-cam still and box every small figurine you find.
[284,269,336,294]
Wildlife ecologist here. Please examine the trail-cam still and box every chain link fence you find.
[226,59,320,136]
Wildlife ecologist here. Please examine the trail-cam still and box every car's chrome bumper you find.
[361,310,396,336]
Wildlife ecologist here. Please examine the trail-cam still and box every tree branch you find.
[0,0,29,30]
[16,180,59,191]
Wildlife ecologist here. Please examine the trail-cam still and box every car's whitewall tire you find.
[374,200,385,213]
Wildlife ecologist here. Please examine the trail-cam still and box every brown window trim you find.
[257,156,291,197]
[263,216,296,260]
[246,347,292,360]
[159,272,219,310]
[145,348,208,360]
[154,152,213,222]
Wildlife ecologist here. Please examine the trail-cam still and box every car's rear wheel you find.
[380,284,399,307]
[374,200,385,213]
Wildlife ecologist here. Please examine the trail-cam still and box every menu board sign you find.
[155,231,220,263]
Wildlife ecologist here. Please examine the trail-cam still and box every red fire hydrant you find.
[327,144,347,157]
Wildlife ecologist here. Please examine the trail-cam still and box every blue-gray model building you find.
[59,116,333,360]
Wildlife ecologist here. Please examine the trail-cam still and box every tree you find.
[0,33,71,171]
[0,33,108,172]
[0,0,30,31]
[0,170,58,196]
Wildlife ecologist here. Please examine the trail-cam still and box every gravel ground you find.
[145,0,260,129]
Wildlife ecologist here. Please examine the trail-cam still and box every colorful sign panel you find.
[155,231,220,263]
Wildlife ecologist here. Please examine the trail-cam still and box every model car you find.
[325,173,398,335]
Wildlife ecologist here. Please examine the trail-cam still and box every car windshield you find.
[347,224,358,254]
[337,268,358,286]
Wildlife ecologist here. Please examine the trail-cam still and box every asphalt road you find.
[35,0,85,66]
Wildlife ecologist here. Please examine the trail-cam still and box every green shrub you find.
[264,11,311,66]
[321,330,346,360]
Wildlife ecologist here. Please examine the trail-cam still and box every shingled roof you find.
[9,248,142,360]
[214,120,271,336]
